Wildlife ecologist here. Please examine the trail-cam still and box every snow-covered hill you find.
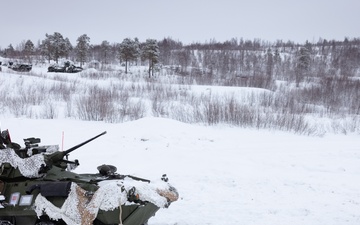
[1,63,359,135]
[1,117,359,225]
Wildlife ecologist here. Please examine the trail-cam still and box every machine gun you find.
[41,131,107,172]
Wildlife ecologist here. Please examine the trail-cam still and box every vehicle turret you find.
[41,131,106,171]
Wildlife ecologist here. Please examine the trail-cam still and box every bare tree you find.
[295,46,311,87]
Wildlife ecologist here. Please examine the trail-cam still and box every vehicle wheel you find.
[0,217,15,225]
[0,221,14,225]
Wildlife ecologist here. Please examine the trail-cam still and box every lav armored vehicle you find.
[9,63,32,72]
[48,61,83,73]
[0,129,178,225]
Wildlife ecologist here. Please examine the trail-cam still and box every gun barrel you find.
[63,131,107,155]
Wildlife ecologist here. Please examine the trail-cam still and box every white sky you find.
[1,0,359,49]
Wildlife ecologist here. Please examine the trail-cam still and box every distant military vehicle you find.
[9,63,32,72]
[0,129,178,225]
[48,61,83,73]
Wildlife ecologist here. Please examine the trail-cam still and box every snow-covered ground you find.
[1,62,359,224]
[1,117,359,225]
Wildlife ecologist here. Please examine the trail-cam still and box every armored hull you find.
[0,131,178,225]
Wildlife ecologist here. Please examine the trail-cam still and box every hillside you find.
[0,61,359,135]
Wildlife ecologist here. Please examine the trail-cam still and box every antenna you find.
[62,131,64,151]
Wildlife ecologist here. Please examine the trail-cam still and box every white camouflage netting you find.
[0,195,4,208]
[34,178,178,225]
[26,145,59,156]
[0,148,46,178]
[0,146,59,178]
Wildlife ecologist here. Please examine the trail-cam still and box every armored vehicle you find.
[48,61,83,73]
[0,129,178,225]
[9,63,32,72]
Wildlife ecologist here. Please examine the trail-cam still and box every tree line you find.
[1,34,360,83]
[0,32,159,77]
[157,37,360,89]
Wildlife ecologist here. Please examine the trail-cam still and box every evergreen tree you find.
[118,38,140,74]
[40,37,52,63]
[40,32,72,63]
[64,38,73,59]
[134,38,140,65]
[100,40,111,64]
[24,40,35,62]
[75,34,91,66]
[141,39,159,77]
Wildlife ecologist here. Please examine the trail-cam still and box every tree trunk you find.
[125,59,128,74]
[151,60,154,77]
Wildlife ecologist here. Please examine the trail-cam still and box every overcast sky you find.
[1,0,359,49]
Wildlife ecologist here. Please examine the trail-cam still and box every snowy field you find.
[1,117,359,225]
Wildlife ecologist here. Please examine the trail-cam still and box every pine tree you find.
[24,40,35,63]
[64,38,73,59]
[141,39,159,77]
[118,38,140,74]
[40,37,52,63]
[100,40,111,64]
[40,32,72,63]
[76,34,91,66]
